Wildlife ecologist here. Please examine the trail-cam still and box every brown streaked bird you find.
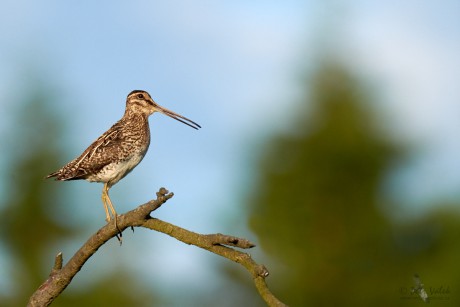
[46,90,200,228]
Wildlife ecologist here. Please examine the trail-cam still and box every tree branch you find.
[28,188,286,307]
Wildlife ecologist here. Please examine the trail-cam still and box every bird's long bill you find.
[157,105,201,130]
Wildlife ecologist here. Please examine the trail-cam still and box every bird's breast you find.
[88,150,146,186]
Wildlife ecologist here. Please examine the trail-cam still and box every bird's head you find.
[125,90,201,130]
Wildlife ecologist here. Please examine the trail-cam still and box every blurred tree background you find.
[243,60,460,306]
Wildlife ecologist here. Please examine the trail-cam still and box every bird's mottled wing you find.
[47,120,126,180]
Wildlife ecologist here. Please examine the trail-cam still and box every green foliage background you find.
[247,61,460,306]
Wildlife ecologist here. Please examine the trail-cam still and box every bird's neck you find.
[121,111,150,131]
[123,109,150,119]
[119,111,151,147]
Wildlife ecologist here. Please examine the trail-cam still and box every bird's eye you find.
[137,93,144,99]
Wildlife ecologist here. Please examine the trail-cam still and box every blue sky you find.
[0,0,459,301]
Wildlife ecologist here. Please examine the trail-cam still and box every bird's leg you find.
[103,183,122,242]
[101,184,111,223]
[104,185,118,224]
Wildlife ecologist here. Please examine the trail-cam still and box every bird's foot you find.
[116,231,123,245]
[106,215,123,245]
[113,214,123,245]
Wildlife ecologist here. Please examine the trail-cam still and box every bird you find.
[46,90,201,229]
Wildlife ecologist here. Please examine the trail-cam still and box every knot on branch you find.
[207,233,256,249]
[50,252,63,276]
[156,187,172,198]
[256,264,270,278]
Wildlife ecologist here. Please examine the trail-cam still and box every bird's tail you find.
[44,171,60,180]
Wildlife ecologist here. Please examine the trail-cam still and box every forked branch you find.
[27,188,286,307]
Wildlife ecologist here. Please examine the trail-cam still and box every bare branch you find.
[28,188,286,307]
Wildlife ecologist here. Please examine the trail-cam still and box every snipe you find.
[46,90,200,230]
